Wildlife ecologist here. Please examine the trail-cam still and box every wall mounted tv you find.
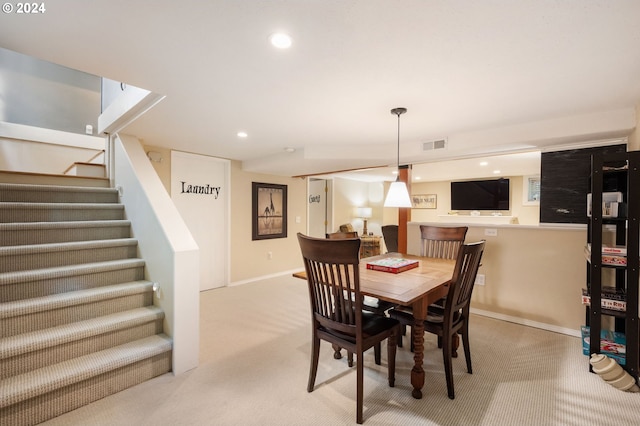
[450,178,510,211]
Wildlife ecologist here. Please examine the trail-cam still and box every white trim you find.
[98,88,165,135]
[229,272,583,338]
[0,121,104,150]
[228,269,303,287]
[471,307,581,337]
[539,136,628,153]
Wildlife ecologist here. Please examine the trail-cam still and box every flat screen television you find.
[450,178,510,211]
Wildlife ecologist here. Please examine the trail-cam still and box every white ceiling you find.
[1,1,639,180]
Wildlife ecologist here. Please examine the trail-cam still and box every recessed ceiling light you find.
[283,147,295,153]
[414,176,422,180]
[392,170,399,175]
[480,161,488,166]
[237,131,248,138]
[493,170,501,174]
[270,33,292,49]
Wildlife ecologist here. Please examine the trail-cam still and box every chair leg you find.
[452,333,459,358]
[462,322,472,374]
[348,351,354,367]
[388,329,398,387]
[308,336,321,392]
[397,328,403,348]
[332,343,342,359]
[437,335,442,348]
[374,343,381,365]
[356,351,364,424]
[441,333,455,399]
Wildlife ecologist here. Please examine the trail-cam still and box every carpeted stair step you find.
[0,220,132,246]
[0,238,139,272]
[0,281,154,337]
[0,171,110,188]
[0,334,172,426]
[0,258,145,303]
[0,183,119,203]
[0,202,125,223]
[0,306,165,378]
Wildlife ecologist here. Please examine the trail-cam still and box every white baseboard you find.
[471,307,581,337]
[229,269,302,287]
[229,274,582,338]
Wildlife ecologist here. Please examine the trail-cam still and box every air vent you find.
[423,139,447,151]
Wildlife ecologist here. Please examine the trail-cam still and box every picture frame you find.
[412,194,437,209]
[252,182,288,240]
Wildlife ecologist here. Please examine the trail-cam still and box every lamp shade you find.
[356,207,372,218]
[384,181,412,208]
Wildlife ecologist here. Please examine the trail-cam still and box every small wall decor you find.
[412,194,437,209]
[252,182,288,240]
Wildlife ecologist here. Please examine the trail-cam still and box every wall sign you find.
[180,181,221,198]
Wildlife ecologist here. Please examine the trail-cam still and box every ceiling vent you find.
[423,138,447,151]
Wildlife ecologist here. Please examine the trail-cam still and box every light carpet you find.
[41,275,640,425]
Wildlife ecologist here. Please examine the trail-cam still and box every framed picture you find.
[412,194,437,209]
[252,182,288,240]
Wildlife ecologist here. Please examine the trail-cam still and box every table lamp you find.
[356,207,372,236]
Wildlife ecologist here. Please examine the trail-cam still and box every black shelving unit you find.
[586,151,640,379]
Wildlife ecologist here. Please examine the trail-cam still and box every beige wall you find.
[410,175,540,226]
[629,104,639,151]
[143,143,594,335]
[331,178,386,236]
[408,222,587,334]
[229,161,307,282]
[143,145,307,283]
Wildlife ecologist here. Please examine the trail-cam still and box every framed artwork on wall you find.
[412,194,437,209]
[252,182,288,240]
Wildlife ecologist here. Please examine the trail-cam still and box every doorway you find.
[307,178,332,238]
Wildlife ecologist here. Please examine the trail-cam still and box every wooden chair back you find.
[446,240,485,320]
[298,233,362,336]
[326,231,358,239]
[381,225,398,252]
[420,225,468,259]
[425,240,485,399]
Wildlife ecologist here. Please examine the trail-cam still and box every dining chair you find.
[389,240,485,399]
[381,225,398,253]
[390,225,468,349]
[297,233,400,424]
[327,231,396,317]
[420,225,468,259]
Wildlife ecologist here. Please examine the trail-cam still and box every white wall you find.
[0,121,105,174]
[115,134,200,374]
[0,47,100,134]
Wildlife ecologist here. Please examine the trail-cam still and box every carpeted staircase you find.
[0,179,172,425]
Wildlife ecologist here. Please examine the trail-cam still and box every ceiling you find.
[1,1,639,181]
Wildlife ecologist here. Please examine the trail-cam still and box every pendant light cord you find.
[390,107,406,181]
[396,112,400,174]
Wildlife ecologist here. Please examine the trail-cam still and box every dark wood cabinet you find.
[586,151,640,379]
[540,144,626,224]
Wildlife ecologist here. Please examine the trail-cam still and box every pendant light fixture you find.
[384,107,412,207]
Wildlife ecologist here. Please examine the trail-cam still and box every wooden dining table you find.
[294,252,456,399]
